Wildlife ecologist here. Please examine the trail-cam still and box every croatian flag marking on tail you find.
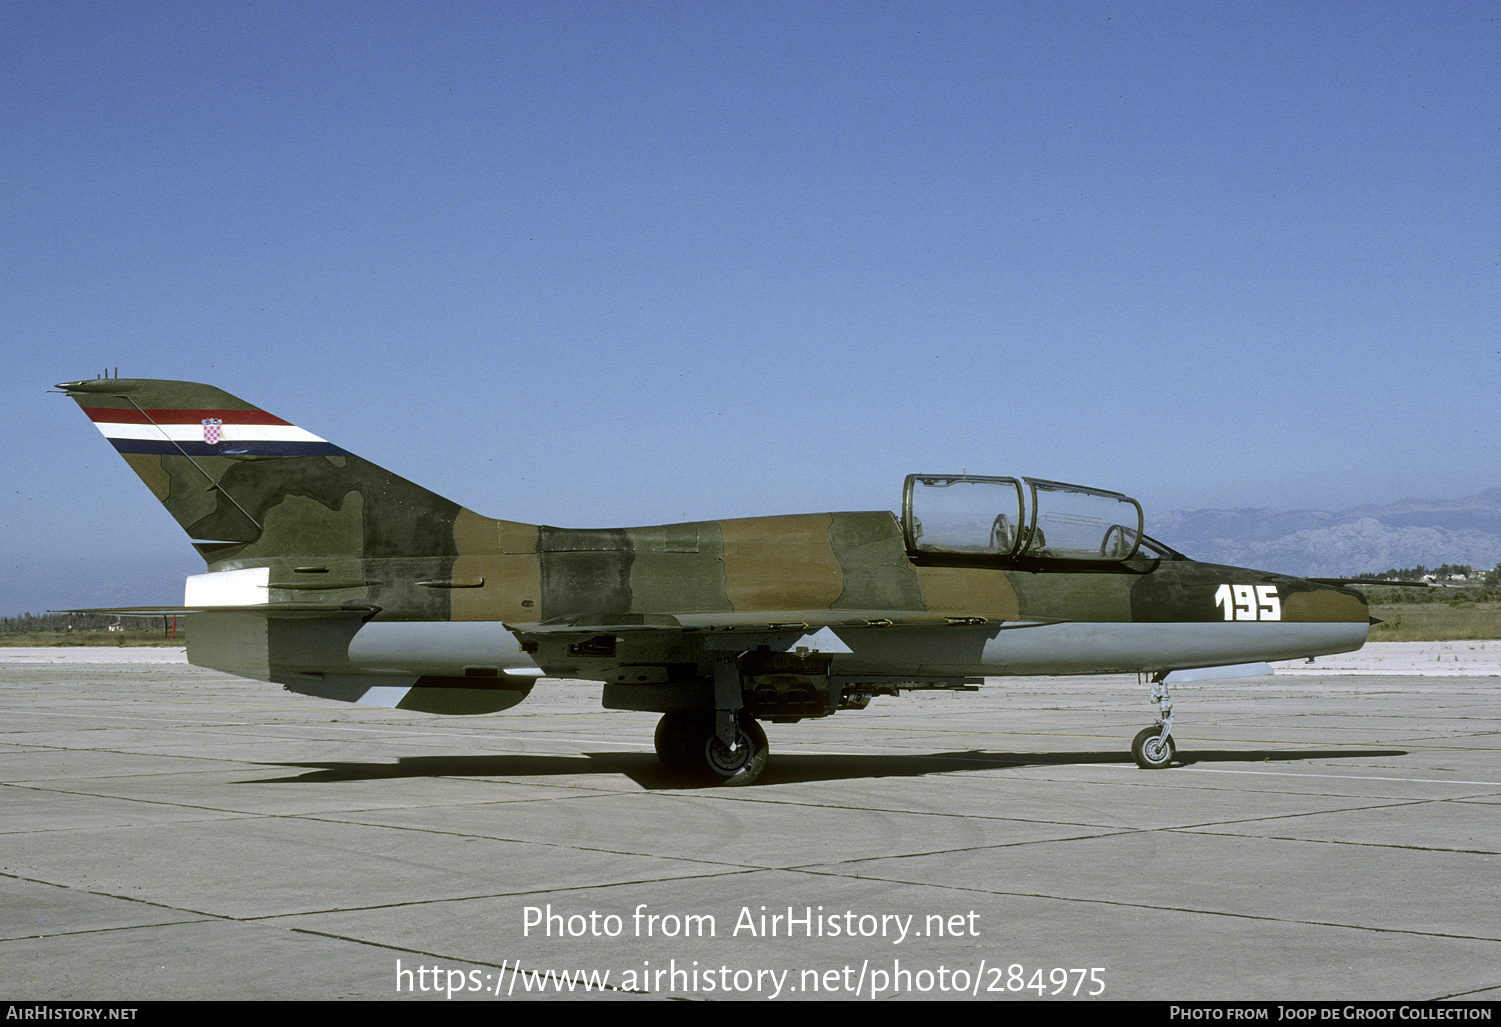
[82,407,345,456]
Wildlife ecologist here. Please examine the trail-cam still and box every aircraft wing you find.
[507,609,999,633]
[53,603,380,619]
[504,608,1045,660]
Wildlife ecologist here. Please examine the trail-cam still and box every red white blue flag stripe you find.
[81,407,347,456]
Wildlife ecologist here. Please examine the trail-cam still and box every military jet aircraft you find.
[57,377,1371,784]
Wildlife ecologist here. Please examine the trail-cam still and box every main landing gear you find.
[654,711,769,786]
[1131,675,1176,770]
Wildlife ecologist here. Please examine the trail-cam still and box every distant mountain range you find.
[1150,488,1501,578]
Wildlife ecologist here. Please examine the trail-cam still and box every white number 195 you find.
[1214,583,1281,621]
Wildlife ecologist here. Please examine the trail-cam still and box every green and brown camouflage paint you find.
[59,378,1369,701]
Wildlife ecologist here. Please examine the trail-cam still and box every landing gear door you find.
[902,476,1026,556]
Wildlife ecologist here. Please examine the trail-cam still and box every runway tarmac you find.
[2,643,1498,1001]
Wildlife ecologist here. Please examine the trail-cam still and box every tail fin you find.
[57,378,463,567]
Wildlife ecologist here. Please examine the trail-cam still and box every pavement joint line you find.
[1184,766,1501,787]
[5,774,1470,835]
[1175,828,1501,856]
[1,864,766,925]
[258,928,648,994]
[777,868,1501,945]
[252,867,774,919]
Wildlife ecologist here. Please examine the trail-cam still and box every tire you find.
[654,712,703,773]
[703,716,769,786]
[1131,726,1176,769]
[655,712,770,785]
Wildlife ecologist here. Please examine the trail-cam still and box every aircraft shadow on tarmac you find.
[246,747,1409,789]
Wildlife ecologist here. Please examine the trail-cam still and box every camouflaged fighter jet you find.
[58,377,1372,784]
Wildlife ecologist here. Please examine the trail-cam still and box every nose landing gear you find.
[1131,676,1176,769]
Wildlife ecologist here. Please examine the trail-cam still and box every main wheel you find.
[654,712,703,774]
[654,713,770,785]
[703,717,769,786]
[1131,726,1176,769]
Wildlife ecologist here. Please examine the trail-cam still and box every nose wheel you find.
[1131,676,1177,769]
[1131,726,1176,769]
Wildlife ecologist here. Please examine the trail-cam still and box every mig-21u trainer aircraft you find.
[57,377,1371,785]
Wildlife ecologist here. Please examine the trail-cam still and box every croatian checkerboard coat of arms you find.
[202,418,222,445]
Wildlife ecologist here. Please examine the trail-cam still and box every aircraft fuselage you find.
[57,377,1371,780]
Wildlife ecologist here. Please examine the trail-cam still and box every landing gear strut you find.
[654,711,769,786]
[1131,675,1176,769]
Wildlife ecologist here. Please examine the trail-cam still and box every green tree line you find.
[0,612,176,633]
[1355,562,1501,604]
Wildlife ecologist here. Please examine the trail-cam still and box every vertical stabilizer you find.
[57,378,464,569]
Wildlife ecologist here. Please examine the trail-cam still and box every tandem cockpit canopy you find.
[902,475,1150,562]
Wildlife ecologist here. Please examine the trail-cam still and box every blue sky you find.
[5,1,1499,611]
